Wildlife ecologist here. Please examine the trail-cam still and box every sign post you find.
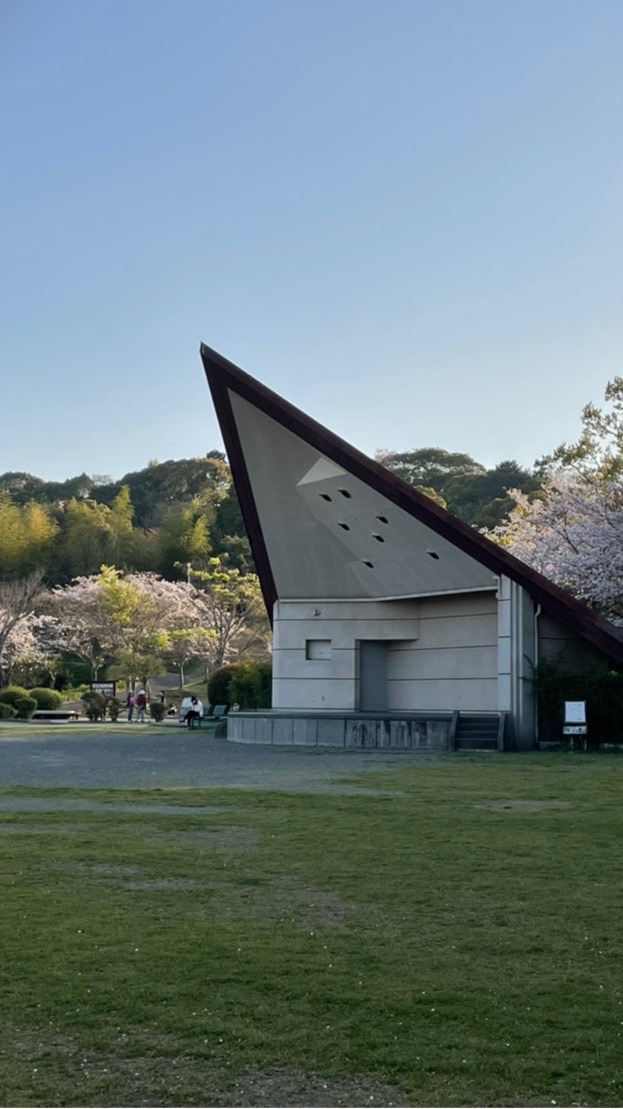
[90,680,116,699]
[563,701,587,750]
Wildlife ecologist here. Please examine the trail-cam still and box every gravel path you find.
[0,729,437,793]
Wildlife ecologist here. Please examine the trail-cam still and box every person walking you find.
[126,689,135,722]
[135,689,147,723]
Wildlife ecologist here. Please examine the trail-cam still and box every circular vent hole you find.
[337,522,350,531]
[427,551,440,560]
[376,515,388,524]
[338,489,351,498]
[362,560,374,569]
[319,493,332,502]
[372,534,385,543]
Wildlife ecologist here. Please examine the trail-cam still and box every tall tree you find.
[188,558,269,674]
[491,380,623,623]
[0,497,58,577]
[0,573,45,682]
[376,447,485,497]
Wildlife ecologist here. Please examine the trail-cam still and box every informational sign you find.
[90,681,116,698]
[563,724,587,735]
[564,701,586,724]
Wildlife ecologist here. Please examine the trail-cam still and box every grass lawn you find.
[2,753,623,1106]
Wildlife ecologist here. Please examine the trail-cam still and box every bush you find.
[81,691,106,722]
[207,664,240,708]
[29,687,63,710]
[0,703,17,720]
[107,697,122,722]
[15,696,37,720]
[61,685,89,702]
[534,660,623,744]
[150,702,166,722]
[0,686,30,709]
[229,660,272,710]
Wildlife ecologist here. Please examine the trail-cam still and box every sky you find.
[2,0,623,482]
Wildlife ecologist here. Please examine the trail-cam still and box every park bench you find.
[189,705,227,729]
[32,710,79,722]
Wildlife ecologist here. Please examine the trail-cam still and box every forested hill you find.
[0,448,540,585]
[0,453,248,585]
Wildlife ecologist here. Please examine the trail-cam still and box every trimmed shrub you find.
[207,664,240,708]
[0,686,30,709]
[29,688,63,710]
[0,703,17,720]
[229,660,272,710]
[62,685,89,702]
[15,696,37,720]
[107,697,122,722]
[150,702,166,722]
[534,660,623,744]
[81,691,106,722]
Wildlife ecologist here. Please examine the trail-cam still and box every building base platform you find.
[226,710,506,750]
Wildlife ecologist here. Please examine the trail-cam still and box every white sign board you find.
[565,701,586,724]
[563,725,587,735]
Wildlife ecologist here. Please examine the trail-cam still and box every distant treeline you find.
[0,447,541,584]
[0,453,248,584]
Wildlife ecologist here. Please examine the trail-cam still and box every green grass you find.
[2,754,623,1105]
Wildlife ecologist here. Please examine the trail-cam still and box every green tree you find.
[536,376,623,484]
[0,496,58,578]
[108,486,134,567]
[157,507,212,579]
[53,499,113,580]
[376,447,485,499]
[188,558,269,674]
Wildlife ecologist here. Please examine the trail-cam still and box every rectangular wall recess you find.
[305,639,332,661]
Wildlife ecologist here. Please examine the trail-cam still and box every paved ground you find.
[0,728,437,793]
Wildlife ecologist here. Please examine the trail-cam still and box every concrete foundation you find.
[227,710,454,749]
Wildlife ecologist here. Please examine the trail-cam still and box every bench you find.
[189,705,227,729]
[32,710,79,722]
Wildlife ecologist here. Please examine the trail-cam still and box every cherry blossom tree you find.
[187,558,269,674]
[0,573,45,683]
[489,474,623,622]
[48,567,201,683]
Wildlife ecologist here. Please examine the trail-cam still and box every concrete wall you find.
[497,576,537,749]
[272,592,499,712]
[539,612,609,671]
[227,710,453,749]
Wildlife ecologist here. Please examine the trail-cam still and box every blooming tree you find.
[0,573,45,682]
[490,473,623,623]
[48,567,203,683]
[188,558,269,674]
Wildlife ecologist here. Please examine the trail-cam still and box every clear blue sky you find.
[2,0,623,481]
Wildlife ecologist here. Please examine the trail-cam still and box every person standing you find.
[135,689,147,723]
[126,689,135,722]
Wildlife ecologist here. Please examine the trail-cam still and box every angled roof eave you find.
[200,342,623,664]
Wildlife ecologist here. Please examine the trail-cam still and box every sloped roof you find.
[201,342,623,663]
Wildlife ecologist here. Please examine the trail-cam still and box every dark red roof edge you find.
[200,342,623,664]
[202,352,277,620]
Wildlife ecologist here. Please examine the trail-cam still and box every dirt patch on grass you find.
[1,1023,407,1107]
[475,799,572,813]
[228,1066,408,1107]
[206,874,385,931]
[153,826,261,851]
[75,862,145,877]
[0,821,89,835]
[124,878,204,892]
[0,798,241,816]
[68,862,204,894]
